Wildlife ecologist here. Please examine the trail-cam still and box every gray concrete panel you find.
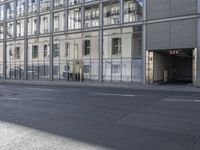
[147,0,170,20]
[170,19,197,49]
[170,0,197,17]
[147,22,170,50]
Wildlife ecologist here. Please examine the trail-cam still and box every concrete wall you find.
[176,57,192,81]
[153,52,173,82]
[147,19,197,50]
[147,0,197,20]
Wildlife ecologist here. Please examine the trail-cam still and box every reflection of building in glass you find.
[0,0,199,87]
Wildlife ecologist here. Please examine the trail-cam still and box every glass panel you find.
[0,24,3,40]
[6,41,24,79]
[40,0,50,12]
[85,6,99,28]
[40,14,50,34]
[124,0,143,23]
[0,43,3,78]
[28,0,38,15]
[6,22,14,39]
[28,17,37,36]
[83,32,99,81]
[6,2,14,19]
[104,1,120,26]
[103,29,121,82]
[16,19,25,37]
[132,59,143,82]
[68,0,82,6]
[16,0,25,17]
[0,5,4,20]
[28,38,50,80]
[67,33,82,81]
[54,0,64,9]
[68,9,81,30]
[53,11,65,32]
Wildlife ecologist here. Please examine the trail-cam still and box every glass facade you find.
[0,0,144,83]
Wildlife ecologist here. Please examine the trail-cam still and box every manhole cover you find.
[0,93,18,96]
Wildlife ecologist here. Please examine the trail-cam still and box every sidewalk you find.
[0,79,199,92]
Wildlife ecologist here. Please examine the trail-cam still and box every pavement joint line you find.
[0,98,127,114]
[116,99,163,124]
[163,98,200,103]
[89,92,144,97]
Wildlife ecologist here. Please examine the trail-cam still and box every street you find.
[0,83,199,150]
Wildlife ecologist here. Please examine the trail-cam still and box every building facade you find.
[0,0,199,86]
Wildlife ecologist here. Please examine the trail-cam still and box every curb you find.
[0,80,199,93]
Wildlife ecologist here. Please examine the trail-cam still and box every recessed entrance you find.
[146,48,197,85]
[65,61,83,81]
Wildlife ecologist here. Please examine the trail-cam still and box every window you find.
[53,44,60,57]
[40,0,50,12]
[44,44,48,58]
[124,0,143,22]
[6,22,14,38]
[104,2,120,25]
[53,12,65,32]
[68,0,82,6]
[16,20,25,37]
[28,0,38,15]
[40,15,50,34]
[54,15,59,32]
[54,0,64,9]
[65,43,70,57]
[15,47,20,59]
[112,38,121,55]
[6,2,14,19]
[28,17,37,35]
[0,25,3,39]
[83,65,90,73]
[32,45,38,58]
[68,9,81,30]
[112,64,120,74]
[0,5,4,20]
[84,40,90,55]
[85,6,99,28]
[16,0,25,17]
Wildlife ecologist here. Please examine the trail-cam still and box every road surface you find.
[0,83,199,150]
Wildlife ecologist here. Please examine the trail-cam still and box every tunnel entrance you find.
[146,49,197,86]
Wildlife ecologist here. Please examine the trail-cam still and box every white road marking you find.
[7,98,54,100]
[24,87,55,92]
[195,100,200,103]
[89,92,143,97]
[163,98,200,103]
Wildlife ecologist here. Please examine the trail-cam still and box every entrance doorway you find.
[67,60,83,81]
[146,49,197,85]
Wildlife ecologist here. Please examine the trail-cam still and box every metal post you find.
[196,1,200,87]
[3,3,6,79]
[24,0,28,80]
[64,0,68,32]
[142,0,147,85]
[49,0,54,80]
[99,0,103,83]
[81,4,84,30]
[13,0,17,40]
[120,0,124,24]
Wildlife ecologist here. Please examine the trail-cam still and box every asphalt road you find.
[0,83,199,150]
